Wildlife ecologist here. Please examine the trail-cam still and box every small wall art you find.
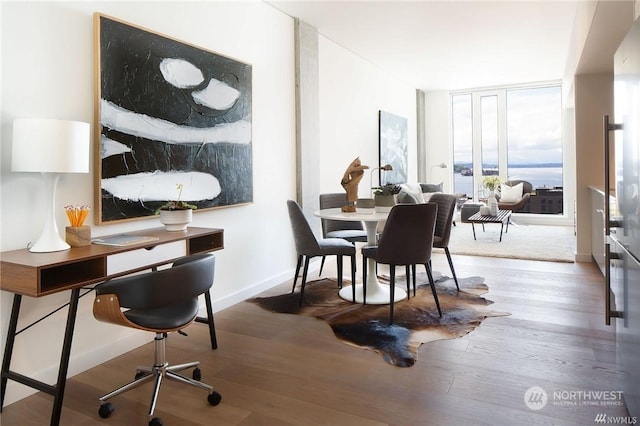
[94,13,253,224]
[378,110,408,184]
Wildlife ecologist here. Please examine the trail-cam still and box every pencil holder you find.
[66,226,91,247]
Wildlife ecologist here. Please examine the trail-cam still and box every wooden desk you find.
[0,227,223,426]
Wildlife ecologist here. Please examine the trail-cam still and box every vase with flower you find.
[482,176,502,216]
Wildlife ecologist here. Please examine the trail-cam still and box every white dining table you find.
[313,208,407,304]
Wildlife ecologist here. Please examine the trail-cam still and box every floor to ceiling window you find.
[452,84,563,214]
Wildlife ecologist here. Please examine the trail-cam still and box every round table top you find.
[313,208,389,222]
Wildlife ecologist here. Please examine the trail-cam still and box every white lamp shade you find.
[12,118,90,173]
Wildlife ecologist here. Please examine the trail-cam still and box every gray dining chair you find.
[361,203,441,324]
[287,200,357,306]
[428,193,460,291]
[318,193,367,275]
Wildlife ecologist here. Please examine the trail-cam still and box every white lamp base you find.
[29,173,70,253]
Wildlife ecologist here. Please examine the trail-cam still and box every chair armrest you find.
[93,293,144,331]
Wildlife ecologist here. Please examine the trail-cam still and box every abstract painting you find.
[94,14,252,223]
[379,110,408,184]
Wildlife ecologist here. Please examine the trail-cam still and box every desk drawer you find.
[107,241,186,275]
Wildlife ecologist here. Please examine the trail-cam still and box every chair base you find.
[98,332,220,423]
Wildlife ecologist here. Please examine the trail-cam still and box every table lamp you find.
[12,118,90,252]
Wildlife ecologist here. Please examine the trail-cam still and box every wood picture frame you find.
[378,110,408,184]
[94,13,253,224]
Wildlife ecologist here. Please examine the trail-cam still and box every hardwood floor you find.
[0,253,630,425]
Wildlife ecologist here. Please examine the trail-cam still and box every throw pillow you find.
[420,182,444,193]
[397,192,421,204]
[422,192,441,203]
[398,183,425,204]
[500,182,523,202]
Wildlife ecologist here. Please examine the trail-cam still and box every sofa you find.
[396,182,444,204]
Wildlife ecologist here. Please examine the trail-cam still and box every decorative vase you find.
[374,194,396,213]
[159,209,192,231]
[487,191,499,216]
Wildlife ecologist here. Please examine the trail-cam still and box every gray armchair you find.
[428,193,460,291]
[318,193,367,275]
[361,204,441,324]
[287,200,356,306]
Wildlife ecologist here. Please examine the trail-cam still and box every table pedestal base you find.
[339,283,407,304]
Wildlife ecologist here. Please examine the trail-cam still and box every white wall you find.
[0,1,297,404]
[318,36,417,197]
[424,90,452,191]
[0,2,420,405]
[574,73,614,261]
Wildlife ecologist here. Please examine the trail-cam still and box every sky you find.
[452,85,562,166]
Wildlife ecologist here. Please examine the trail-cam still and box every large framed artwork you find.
[378,110,408,184]
[94,14,252,224]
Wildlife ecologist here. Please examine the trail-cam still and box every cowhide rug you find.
[249,272,510,367]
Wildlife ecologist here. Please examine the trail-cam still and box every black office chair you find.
[428,193,460,291]
[287,200,356,306]
[93,253,221,426]
[318,193,367,275]
[361,204,441,324]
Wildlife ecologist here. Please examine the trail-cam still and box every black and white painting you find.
[95,14,252,223]
[379,110,408,184]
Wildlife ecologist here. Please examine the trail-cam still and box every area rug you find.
[249,273,509,367]
[446,222,576,262]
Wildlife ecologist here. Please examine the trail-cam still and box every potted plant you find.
[482,176,502,216]
[156,184,197,231]
[372,184,401,212]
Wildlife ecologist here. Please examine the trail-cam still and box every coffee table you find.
[468,209,512,242]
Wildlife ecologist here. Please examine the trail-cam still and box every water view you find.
[454,166,563,198]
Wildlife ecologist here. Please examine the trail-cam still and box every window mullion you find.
[497,91,508,181]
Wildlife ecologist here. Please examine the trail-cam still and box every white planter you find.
[374,194,396,213]
[159,209,192,231]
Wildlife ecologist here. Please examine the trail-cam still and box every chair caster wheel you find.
[149,417,163,426]
[98,402,114,418]
[192,367,201,381]
[208,391,222,406]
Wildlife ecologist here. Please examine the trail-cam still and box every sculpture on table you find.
[340,157,369,212]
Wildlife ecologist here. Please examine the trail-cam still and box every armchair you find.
[496,180,532,212]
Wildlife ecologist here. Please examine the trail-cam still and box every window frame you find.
[450,81,565,215]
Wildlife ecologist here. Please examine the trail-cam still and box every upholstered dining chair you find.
[428,193,460,291]
[361,203,441,324]
[318,193,367,275]
[287,200,357,306]
[93,253,221,426]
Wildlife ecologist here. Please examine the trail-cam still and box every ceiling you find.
[267,1,630,91]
